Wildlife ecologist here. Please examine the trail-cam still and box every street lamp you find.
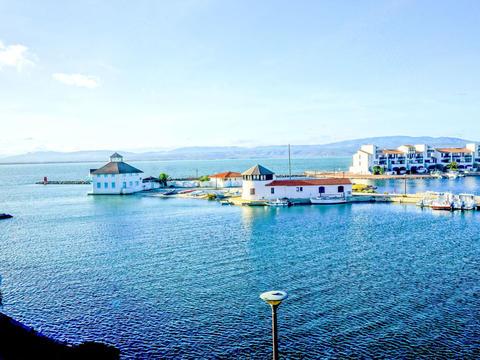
[260,290,288,360]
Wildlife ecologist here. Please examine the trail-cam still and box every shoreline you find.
[0,312,119,359]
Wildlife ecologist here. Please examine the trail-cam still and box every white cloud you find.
[52,73,99,89]
[0,41,35,71]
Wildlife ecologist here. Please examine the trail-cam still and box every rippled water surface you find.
[1,159,480,359]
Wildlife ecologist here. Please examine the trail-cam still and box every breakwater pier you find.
[35,180,91,185]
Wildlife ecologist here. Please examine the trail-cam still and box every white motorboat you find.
[446,172,458,179]
[431,192,454,211]
[452,197,464,210]
[430,171,444,179]
[459,194,477,210]
[266,199,290,207]
[310,195,347,205]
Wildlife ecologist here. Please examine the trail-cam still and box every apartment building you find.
[350,143,480,174]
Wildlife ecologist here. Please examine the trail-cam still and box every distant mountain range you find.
[0,136,475,164]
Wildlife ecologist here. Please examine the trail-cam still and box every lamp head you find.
[260,290,288,306]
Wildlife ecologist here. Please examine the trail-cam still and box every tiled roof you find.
[210,171,242,178]
[242,164,275,176]
[265,178,352,187]
[382,149,405,155]
[91,161,143,174]
[435,148,473,153]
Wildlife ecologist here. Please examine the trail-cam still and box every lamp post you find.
[260,290,288,360]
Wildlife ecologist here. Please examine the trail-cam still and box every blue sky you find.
[1,0,479,154]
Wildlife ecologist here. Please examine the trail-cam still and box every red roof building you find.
[210,171,242,178]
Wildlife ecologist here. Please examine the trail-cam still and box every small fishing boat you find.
[310,195,347,205]
[163,189,177,196]
[0,213,12,220]
[179,189,195,194]
[452,198,464,210]
[431,171,444,179]
[430,192,454,210]
[220,200,233,206]
[459,193,477,210]
[446,172,458,179]
[266,199,290,207]
[431,202,453,211]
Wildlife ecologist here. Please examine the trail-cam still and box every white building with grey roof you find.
[90,153,144,194]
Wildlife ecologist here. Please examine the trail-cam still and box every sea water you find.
[1,158,480,359]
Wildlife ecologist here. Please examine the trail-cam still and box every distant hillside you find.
[0,136,475,164]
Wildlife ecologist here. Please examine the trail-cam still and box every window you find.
[112,182,116,188]
[104,174,108,177]
[104,182,108,188]
[111,174,115,177]
[338,186,344,193]
[296,187,303,192]
[319,186,325,194]
[271,188,275,194]
[129,181,133,186]
[250,188,255,195]
[97,174,100,178]
[97,182,101,189]
[123,182,127,188]
[135,181,139,186]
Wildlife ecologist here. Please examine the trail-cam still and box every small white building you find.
[209,171,243,188]
[90,153,144,194]
[241,164,352,201]
[142,177,161,191]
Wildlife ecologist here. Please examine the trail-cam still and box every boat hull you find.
[432,206,452,211]
[310,198,347,205]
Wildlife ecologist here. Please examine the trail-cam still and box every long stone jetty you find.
[35,180,91,185]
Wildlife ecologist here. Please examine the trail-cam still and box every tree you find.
[372,166,385,175]
[446,161,458,172]
[158,173,170,187]
[198,175,210,182]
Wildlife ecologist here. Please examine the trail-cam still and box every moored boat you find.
[459,193,477,210]
[0,213,12,220]
[431,192,454,210]
[266,199,291,207]
[310,195,347,205]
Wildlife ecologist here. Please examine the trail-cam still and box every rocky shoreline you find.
[0,313,120,360]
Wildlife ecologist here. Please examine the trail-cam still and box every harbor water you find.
[1,158,480,359]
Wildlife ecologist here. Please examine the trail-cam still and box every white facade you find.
[241,164,352,201]
[91,173,144,194]
[90,153,145,194]
[242,177,275,200]
[350,143,480,174]
[264,181,352,200]
[210,172,243,188]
